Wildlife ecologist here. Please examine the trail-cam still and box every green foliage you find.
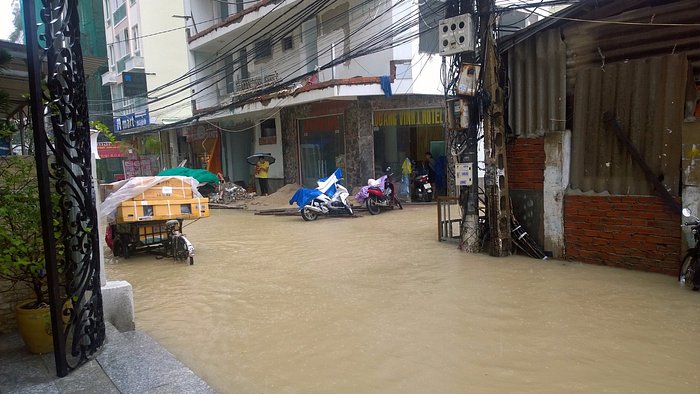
[0,120,16,140]
[90,120,116,143]
[0,158,47,306]
[143,136,161,155]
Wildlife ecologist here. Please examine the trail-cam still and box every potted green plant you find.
[0,156,53,353]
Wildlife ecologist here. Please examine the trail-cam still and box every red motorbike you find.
[365,169,403,215]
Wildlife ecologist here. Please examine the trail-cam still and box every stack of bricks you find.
[506,138,545,190]
[564,195,681,275]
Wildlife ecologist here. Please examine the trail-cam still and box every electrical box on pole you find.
[439,15,475,56]
[457,64,480,96]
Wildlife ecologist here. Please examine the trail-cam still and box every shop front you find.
[181,123,219,170]
[372,108,445,188]
[298,114,345,187]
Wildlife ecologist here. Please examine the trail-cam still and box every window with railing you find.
[282,36,293,51]
[116,56,129,73]
[108,45,115,66]
[123,28,131,55]
[103,0,111,22]
[254,39,272,59]
[132,25,140,55]
[219,1,229,22]
[224,56,234,94]
[113,2,127,24]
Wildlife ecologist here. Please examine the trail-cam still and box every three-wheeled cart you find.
[110,219,184,260]
[103,176,209,264]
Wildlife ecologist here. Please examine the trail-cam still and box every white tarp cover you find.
[101,176,202,222]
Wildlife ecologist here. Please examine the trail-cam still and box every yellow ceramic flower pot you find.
[15,301,54,354]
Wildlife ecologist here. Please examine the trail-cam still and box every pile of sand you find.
[246,183,301,210]
[244,183,372,211]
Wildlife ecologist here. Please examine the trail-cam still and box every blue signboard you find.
[114,110,150,132]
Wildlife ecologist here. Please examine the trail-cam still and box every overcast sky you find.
[1,0,15,41]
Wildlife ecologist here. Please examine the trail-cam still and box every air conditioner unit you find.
[439,15,475,56]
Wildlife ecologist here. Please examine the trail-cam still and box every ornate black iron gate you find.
[22,0,105,376]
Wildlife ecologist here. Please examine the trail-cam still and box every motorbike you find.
[356,169,403,215]
[679,208,700,291]
[289,168,353,221]
[412,172,433,202]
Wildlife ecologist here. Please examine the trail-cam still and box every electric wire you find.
[147,1,443,119]
[100,0,447,133]
[106,0,442,124]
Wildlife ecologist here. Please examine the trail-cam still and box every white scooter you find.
[301,183,353,221]
[289,168,354,221]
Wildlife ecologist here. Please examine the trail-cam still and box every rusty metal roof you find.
[499,0,700,81]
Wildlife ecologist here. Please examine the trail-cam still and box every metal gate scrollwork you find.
[22,0,106,376]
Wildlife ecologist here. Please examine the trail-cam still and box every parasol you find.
[246,153,276,165]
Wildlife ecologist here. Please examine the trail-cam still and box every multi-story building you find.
[183,0,446,191]
[100,0,192,171]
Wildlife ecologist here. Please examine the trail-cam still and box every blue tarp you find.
[289,188,323,210]
[289,168,343,210]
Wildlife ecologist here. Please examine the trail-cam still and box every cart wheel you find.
[174,236,189,261]
[121,235,131,259]
[189,256,194,265]
[112,238,123,257]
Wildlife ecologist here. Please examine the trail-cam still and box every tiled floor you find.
[0,324,214,394]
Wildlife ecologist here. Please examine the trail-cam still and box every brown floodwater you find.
[106,205,700,393]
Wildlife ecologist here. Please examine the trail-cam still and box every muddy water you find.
[106,206,700,393]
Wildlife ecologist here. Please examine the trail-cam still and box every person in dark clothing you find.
[425,152,437,194]
[425,152,436,180]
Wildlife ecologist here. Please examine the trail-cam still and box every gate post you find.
[22,0,105,376]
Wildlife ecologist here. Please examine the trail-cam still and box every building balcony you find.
[101,70,118,86]
[224,72,279,103]
[124,56,145,72]
[235,72,278,93]
[188,0,300,51]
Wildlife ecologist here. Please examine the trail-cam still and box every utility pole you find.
[441,0,510,255]
[442,0,480,253]
[479,0,512,256]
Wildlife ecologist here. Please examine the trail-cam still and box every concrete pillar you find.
[92,130,136,331]
[543,130,571,257]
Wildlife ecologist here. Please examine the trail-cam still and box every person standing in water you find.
[255,157,270,196]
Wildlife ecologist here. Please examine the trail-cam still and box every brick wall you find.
[564,195,681,275]
[0,281,33,333]
[507,137,546,245]
[506,138,545,190]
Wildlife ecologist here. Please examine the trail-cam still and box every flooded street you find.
[106,205,700,393]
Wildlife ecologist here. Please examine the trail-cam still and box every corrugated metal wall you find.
[507,29,567,137]
[570,54,686,195]
[563,1,700,91]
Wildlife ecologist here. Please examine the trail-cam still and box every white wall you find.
[187,0,216,34]
[138,0,192,124]
[253,113,284,179]
[191,51,223,110]
[189,0,443,112]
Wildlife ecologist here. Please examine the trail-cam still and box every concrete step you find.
[0,322,214,394]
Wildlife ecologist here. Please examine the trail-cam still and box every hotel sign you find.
[373,109,443,127]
